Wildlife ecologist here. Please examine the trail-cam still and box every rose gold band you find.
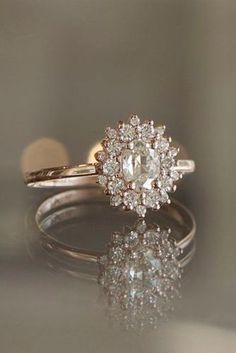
[24,160,195,188]
[24,163,97,187]
[34,189,196,263]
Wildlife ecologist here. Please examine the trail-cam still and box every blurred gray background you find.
[0,1,236,353]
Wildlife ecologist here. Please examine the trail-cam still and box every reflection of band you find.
[25,160,195,187]
[35,189,196,265]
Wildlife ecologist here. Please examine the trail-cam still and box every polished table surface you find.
[0,1,236,352]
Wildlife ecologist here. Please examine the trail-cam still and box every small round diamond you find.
[158,178,173,191]
[106,140,122,155]
[120,124,136,142]
[170,170,180,181]
[123,190,139,209]
[98,255,108,266]
[162,156,175,169]
[143,190,160,208]
[143,230,160,245]
[112,232,123,245]
[124,230,139,247]
[136,205,147,217]
[98,175,107,187]
[135,220,147,234]
[95,151,106,162]
[105,127,117,139]
[155,138,169,152]
[108,179,125,194]
[159,190,169,204]
[103,159,119,176]
[139,123,155,141]
[129,114,140,126]
[110,194,123,206]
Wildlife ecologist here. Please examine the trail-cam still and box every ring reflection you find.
[26,189,196,329]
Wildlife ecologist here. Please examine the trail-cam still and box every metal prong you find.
[128,141,134,150]
[152,141,159,149]
[129,182,136,190]
[118,121,124,129]
[172,185,177,192]
[95,151,105,162]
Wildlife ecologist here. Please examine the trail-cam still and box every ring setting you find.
[31,189,196,326]
[96,114,194,217]
[25,114,195,217]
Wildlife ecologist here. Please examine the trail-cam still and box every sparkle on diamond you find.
[98,220,182,327]
[103,159,119,176]
[97,115,180,216]
[121,140,160,191]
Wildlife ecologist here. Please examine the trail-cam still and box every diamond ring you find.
[28,188,195,327]
[25,114,195,217]
[32,189,196,262]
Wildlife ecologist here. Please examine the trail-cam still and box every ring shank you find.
[25,164,97,187]
[25,160,195,188]
[35,189,196,263]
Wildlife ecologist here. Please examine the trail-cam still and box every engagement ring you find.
[25,115,195,217]
[27,188,196,329]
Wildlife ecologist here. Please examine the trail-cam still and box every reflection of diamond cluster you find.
[98,220,182,329]
[96,115,181,217]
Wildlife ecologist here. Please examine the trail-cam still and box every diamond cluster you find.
[96,115,181,217]
[98,221,182,328]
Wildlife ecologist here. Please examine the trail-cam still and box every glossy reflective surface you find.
[1,1,236,352]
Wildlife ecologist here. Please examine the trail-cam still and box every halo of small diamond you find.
[98,221,182,328]
[96,114,181,216]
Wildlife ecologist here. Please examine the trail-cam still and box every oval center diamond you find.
[121,141,160,190]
